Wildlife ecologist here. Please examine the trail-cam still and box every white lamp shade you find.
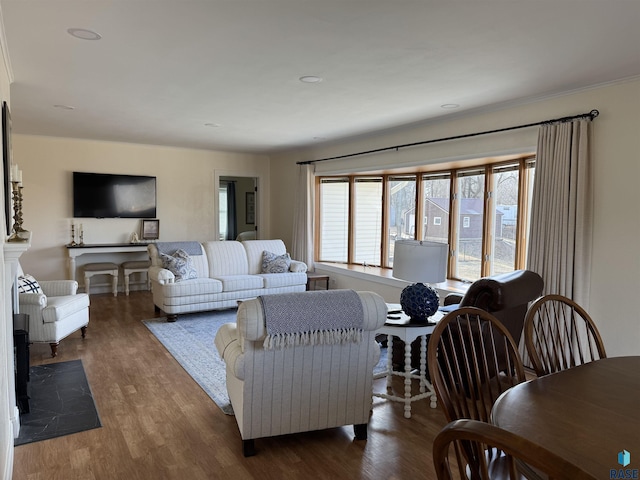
[392,240,448,284]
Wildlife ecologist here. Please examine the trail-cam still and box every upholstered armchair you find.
[214,289,387,456]
[17,265,90,357]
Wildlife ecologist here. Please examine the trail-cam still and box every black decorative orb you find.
[400,283,439,324]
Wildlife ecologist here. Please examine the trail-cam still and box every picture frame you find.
[3,102,12,236]
[245,192,255,224]
[141,219,160,240]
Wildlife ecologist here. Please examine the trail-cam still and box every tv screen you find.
[73,172,157,218]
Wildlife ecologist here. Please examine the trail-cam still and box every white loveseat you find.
[214,289,387,456]
[148,239,307,321]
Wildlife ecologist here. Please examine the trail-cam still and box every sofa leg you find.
[354,424,368,440]
[167,314,177,323]
[81,326,87,338]
[243,439,256,457]
[154,305,161,313]
[49,343,59,358]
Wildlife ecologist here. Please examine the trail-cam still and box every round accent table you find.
[373,304,443,418]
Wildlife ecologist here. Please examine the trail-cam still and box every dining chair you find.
[427,307,526,424]
[433,419,597,480]
[524,294,606,377]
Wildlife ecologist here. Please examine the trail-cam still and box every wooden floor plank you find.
[13,292,448,479]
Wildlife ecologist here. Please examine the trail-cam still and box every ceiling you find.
[2,1,640,155]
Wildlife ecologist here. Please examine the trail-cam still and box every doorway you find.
[219,175,257,241]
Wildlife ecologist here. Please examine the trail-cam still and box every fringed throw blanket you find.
[260,290,364,350]
[155,241,203,256]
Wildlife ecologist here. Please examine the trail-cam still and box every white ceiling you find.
[2,1,640,155]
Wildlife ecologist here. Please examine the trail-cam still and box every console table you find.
[374,304,443,418]
[65,243,150,280]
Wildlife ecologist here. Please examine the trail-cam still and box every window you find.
[318,178,349,262]
[316,155,535,281]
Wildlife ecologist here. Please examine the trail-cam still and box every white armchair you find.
[215,289,387,456]
[17,265,90,357]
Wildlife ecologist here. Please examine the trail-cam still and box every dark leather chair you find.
[392,270,544,370]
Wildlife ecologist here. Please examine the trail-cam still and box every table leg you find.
[420,335,427,394]
[68,256,76,281]
[403,341,412,418]
[386,334,393,389]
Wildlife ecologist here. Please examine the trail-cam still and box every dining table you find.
[491,356,640,479]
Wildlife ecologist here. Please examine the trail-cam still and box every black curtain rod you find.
[297,109,599,165]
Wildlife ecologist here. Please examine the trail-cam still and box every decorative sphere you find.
[400,283,440,324]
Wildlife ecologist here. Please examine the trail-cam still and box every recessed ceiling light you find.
[299,76,323,83]
[67,28,102,41]
[204,123,221,128]
[441,104,460,109]
[53,104,75,110]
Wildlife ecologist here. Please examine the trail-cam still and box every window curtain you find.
[292,164,315,270]
[225,181,237,241]
[527,119,593,305]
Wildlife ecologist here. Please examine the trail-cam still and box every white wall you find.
[13,135,270,282]
[0,8,14,478]
[270,78,640,358]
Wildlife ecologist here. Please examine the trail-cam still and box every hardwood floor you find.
[13,292,449,479]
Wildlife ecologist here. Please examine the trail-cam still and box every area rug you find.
[15,359,102,446]
[142,309,388,416]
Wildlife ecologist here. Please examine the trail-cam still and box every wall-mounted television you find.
[73,172,157,218]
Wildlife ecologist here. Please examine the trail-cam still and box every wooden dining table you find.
[491,356,640,478]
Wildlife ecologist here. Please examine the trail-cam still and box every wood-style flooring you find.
[13,291,449,479]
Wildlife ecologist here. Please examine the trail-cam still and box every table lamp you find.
[392,240,448,324]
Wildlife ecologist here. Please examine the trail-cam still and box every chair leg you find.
[49,343,59,358]
[81,326,87,338]
[354,423,368,440]
[243,439,256,457]
[125,274,130,296]
[112,273,118,297]
[85,276,91,295]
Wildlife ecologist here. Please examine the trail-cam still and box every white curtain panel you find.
[527,119,593,306]
[291,164,315,270]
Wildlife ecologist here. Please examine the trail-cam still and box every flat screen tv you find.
[73,172,157,218]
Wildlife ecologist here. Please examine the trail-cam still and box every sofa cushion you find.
[42,293,90,324]
[160,249,198,282]
[203,241,250,276]
[258,272,307,289]
[242,239,288,274]
[214,275,264,292]
[261,251,291,274]
[18,274,43,294]
[160,277,223,297]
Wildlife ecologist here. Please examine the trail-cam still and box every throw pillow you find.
[17,274,43,294]
[261,251,291,274]
[160,249,198,282]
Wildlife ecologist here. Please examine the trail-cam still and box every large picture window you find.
[316,155,535,282]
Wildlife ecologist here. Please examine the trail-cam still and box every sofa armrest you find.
[39,280,78,297]
[19,292,47,307]
[148,266,175,284]
[289,260,307,273]
[214,323,245,380]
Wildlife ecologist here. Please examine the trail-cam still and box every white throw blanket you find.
[259,290,364,350]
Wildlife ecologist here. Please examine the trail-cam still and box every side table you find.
[306,273,330,291]
[373,304,443,418]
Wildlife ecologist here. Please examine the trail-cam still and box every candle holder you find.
[68,223,77,246]
[8,181,29,242]
[79,227,84,246]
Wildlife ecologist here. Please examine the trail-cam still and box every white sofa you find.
[148,239,307,321]
[214,289,388,456]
